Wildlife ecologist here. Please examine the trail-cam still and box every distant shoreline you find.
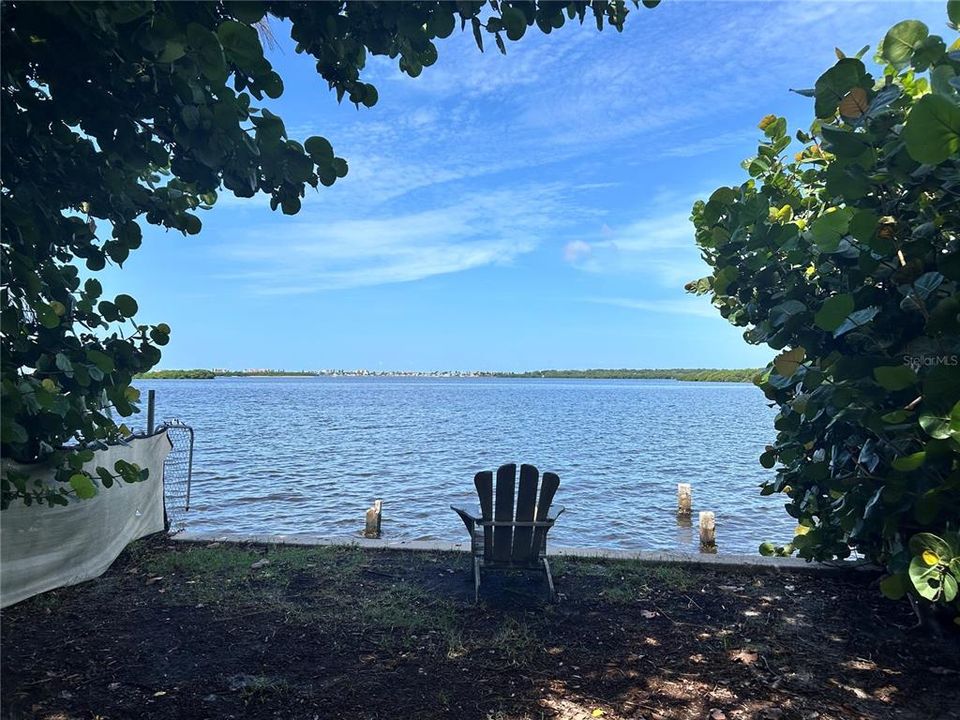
[136,368,761,383]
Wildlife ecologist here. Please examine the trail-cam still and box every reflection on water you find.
[136,377,794,553]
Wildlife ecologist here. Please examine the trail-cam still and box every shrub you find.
[689,8,960,619]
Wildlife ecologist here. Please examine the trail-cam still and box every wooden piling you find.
[677,483,692,516]
[364,499,383,539]
[147,389,156,434]
[699,511,716,548]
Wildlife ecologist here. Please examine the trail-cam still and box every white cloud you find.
[562,205,709,287]
[585,296,717,318]
[658,128,759,159]
[217,184,579,293]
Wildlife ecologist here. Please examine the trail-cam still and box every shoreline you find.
[137,369,761,383]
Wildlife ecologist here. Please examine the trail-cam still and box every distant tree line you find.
[488,369,759,382]
[136,369,216,379]
[136,368,759,382]
[136,369,318,379]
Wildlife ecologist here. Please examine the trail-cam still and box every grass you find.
[5,536,951,720]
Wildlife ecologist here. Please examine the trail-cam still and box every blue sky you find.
[103,1,949,371]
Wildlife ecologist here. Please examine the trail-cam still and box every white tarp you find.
[0,431,172,608]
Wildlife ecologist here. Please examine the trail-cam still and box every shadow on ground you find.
[2,536,958,720]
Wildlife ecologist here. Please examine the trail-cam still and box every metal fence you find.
[158,420,194,533]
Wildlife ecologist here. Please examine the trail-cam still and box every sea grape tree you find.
[689,7,960,619]
[0,1,657,508]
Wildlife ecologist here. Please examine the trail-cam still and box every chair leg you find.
[543,557,555,602]
[473,556,481,603]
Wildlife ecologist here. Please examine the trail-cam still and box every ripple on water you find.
[139,377,793,553]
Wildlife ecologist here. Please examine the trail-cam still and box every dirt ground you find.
[2,536,958,720]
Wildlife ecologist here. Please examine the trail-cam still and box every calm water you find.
[135,377,794,553]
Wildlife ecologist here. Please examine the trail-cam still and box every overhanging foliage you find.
[690,7,960,617]
[1,0,658,508]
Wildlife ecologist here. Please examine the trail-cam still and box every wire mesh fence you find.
[158,420,194,533]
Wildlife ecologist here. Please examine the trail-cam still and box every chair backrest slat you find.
[474,470,494,559]
[511,464,539,562]
[531,471,560,557]
[492,463,517,562]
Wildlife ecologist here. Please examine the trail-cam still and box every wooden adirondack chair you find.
[451,463,565,602]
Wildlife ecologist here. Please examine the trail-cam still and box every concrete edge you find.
[169,531,876,574]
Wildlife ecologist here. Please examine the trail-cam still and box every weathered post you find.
[699,511,716,549]
[147,389,156,434]
[364,499,383,539]
[677,483,692,517]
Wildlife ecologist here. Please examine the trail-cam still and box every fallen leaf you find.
[592,710,605,718]
[730,649,759,665]
[250,559,271,570]
[640,610,658,619]
[145,576,163,585]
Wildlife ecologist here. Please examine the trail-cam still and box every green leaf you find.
[427,9,456,39]
[909,555,945,601]
[833,306,880,338]
[909,532,957,559]
[471,16,483,52]
[809,208,852,251]
[873,365,917,391]
[35,303,60,329]
[950,0,960,26]
[943,573,959,602]
[96,467,114,488]
[759,541,777,557]
[85,349,115,374]
[225,0,265,24]
[848,210,878,241]
[217,19,263,67]
[69,473,97,499]
[902,94,960,165]
[260,71,283,99]
[879,573,908,600]
[814,59,867,119]
[893,452,925,471]
[774,347,805,378]
[501,6,527,41]
[157,39,186,64]
[814,294,854,331]
[304,136,334,163]
[881,20,929,68]
[114,294,138,317]
[55,352,73,375]
[882,410,913,423]
[769,300,806,328]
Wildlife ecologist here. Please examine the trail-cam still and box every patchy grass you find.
[2,536,958,720]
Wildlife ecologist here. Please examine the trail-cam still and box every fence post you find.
[147,389,156,434]
[699,511,716,549]
[677,483,692,516]
[364,499,383,539]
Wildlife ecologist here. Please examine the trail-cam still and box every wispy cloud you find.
[585,295,717,318]
[562,204,710,287]
[658,128,759,159]
[218,183,583,294]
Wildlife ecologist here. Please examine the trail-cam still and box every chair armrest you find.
[546,505,566,522]
[451,505,482,534]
